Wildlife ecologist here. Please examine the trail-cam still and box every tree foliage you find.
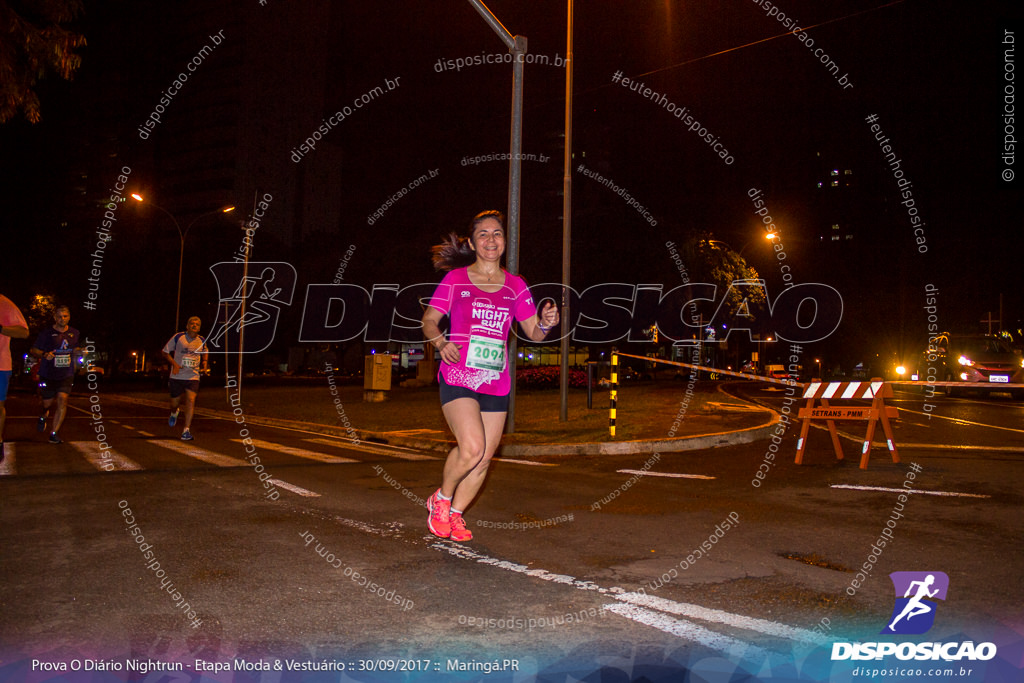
[0,0,86,124]
[27,293,57,334]
[676,233,767,323]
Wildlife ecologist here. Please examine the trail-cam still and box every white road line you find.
[428,539,815,658]
[895,406,1024,434]
[121,424,136,430]
[601,603,769,659]
[896,442,1024,453]
[493,458,557,467]
[150,440,250,468]
[68,441,143,471]
[232,439,358,463]
[303,437,438,460]
[267,478,320,497]
[617,469,715,480]
[615,592,829,645]
[831,484,990,498]
[704,402,767,413]
[0,444,15,476]
[336,516,405,538]
[430,540,606,591]
[137,431,155,437]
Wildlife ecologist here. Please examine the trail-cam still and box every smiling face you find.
[469,217,506,264]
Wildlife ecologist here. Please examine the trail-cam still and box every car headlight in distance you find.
[958,355,974,367]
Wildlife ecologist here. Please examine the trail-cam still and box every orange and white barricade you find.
[795,378,899,469]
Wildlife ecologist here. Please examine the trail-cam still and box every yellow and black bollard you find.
[609,351,618,437]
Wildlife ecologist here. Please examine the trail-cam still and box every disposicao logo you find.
[882,571,948,635]
[831,571,997,662]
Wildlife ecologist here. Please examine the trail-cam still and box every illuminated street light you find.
[708,232,775,258]
[131,194,234,330]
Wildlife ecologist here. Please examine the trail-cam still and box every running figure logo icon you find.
[882,571,949,635]
[207,262,297,354]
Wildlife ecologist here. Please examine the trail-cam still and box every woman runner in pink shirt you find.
[421,210,559,542]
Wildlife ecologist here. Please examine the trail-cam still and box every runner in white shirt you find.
[162,316,209,441]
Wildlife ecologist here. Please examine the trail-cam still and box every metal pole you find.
[222,301,231,402]
[559,0,574,422]
[466,0,516,49]
[237,216,254,402]
[586,361,593,409]
[466,0,526,434]
[175,232,185,332]
[236,240,249,401]
[506,34,526,433]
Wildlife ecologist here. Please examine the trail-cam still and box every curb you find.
[103,393,779,457]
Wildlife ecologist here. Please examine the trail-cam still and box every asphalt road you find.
[1,386,1021,682]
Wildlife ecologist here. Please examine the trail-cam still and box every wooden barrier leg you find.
[878,397,900,464]
[821,399,845,461]
[860,416,880,470]
[795,397,814,464]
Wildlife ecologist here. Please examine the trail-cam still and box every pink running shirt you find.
[427,267,537,396]
[0,295,28,372]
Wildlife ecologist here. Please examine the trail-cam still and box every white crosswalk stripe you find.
[2,434,439,478]
[150,439,250,468]
[267,479,320,497]
[68,441,144,471]
[303,437,439,460]
[0,444,15,476]
[231,438,358,463]
[150,440,321,497]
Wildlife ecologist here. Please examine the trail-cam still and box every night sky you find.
[1,0,1019,374]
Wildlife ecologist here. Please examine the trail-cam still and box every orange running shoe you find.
[427,490,451,538]
[448,512,473,542]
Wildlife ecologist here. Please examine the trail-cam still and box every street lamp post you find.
[131,194,234,330]
[465,0,527,433]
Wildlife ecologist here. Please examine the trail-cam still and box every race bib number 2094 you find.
[465,336,505,372]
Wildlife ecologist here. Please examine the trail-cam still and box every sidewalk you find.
[105,379,779,457]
